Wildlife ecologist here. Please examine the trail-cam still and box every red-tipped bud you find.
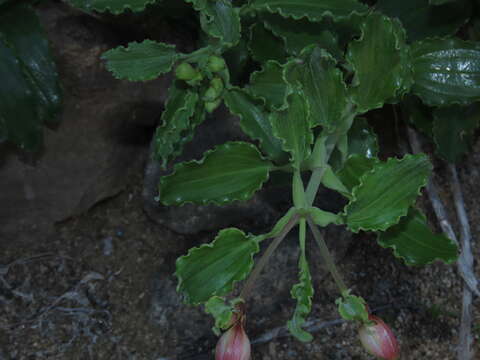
[215,321,251,360]
[358,315,399,360]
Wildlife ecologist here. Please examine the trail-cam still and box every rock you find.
[0,3,173,248]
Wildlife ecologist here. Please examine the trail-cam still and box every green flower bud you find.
[175,62,198,81]
[204,78,224,101]
[205,98,222,113]
[208,55,226,73]
[186,72,204,86]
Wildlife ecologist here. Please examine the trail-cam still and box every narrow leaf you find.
[176,228,259,305]
[159,142,273,205]
[377,208,458,265]
[433,103,480,163]
[223,88,286,162]
[285,47,349,132]
[308,207,343,226]
[154,81,200,168]
[345,154,432,232]
[287,250,313,342]
[269,91,313,166]
[412,38,480,106]
[249,0,368,22]
[347,13,413,114]
[377,0,471,42]
[102,40,178,81]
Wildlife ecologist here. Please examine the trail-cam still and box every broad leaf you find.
[0,4,62,125]
[200,0,241,47]
[102,40,178,81]
[223,88,286,162]
[176,228,259,304]
[337,155,377,191]
[262,15,345,59]
[248,60,287,110]
[345,154,432,232]
[67,0,158,13]
[248,22,286,63]
[269,91,313,166]
[432,103,480,163]
[377,0,471,42]
[154,81,199,168]
[347,13,413,114]
[0,41,41,150]
[249,0,368,22]
[285,47,349,132]
[378,208,458,265]
[159,142,273,205]
[411,38,480,106]
[0,4,62,151]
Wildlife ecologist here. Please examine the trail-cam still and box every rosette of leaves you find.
[93,0,461,344]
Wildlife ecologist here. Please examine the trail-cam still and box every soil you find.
[2,143,480,359]
[1,1,480,360]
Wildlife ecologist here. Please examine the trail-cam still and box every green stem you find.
[239,215,299,301]
[306,216,348,295]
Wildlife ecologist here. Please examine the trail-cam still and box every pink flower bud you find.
[215,321,251,360]
[358,315,399,360]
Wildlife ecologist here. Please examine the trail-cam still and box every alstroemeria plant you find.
[70,0,480,357]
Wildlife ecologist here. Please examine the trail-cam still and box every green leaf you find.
[430,0,457,4]
[308,207,343,226]
[403,95,434,137]
[205,296,235,333]
[0,4,62,151]
[262,15,345,59]
[269,91,313,166]
[411,38,480,106]
[346,13,413,114]
[247,60,287,110]
[322,166,351,199]
[285,46,349,132]
[176,228,259,305]
[347,117,378,159]
[336,293,368,322]
[255,207,298,242]
[67,0,158,13]
[345,154,432,232]
[200,0,241,47]
[223,88,286,162]
[0,4,62,125]
[287,220,313,342]
[432,103,480,163]
[153,81,200,168]
[248,22,286,63]
[377,208,458,265]
[337,155,377,191]
[377,0,471,42]
[159,141,273,205]
[101,40,178,81]
[0,41,41,150]
[249,0,368,22]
